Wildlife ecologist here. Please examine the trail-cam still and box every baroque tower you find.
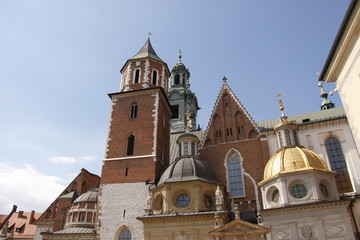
[98,38,171,240]
[168,52,200,133]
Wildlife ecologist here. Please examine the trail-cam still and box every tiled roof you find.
[53,227,96,234]
[58,191,76,199]
[0,211,42,239]
[256,107,346,130]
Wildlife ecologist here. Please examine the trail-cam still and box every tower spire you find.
[318,82,335,110]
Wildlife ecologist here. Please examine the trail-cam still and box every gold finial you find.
[185,110,192,127]
[148,32,152,39]
[222,76,227,82]
[276,93,287,121]
[178,49,182,62]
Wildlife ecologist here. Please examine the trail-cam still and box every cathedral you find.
[30,37,360,240]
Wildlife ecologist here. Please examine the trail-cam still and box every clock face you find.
[203,195,212,208]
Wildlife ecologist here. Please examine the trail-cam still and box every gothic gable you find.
[201,82,260,148]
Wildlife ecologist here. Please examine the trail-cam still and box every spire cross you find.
[178,49,182,62]
[222,76,227,82]
[148,32,152,39]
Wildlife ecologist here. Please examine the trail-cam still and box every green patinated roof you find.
[257,107,346,130]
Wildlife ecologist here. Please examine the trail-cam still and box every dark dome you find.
[172,62,187,71]
[158,157,219,185]
[73,188,99,203]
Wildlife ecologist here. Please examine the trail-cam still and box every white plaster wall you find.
[98,183,148,240]
[299,123,360,194]
[262,204,355,240]
[336,36,360,155]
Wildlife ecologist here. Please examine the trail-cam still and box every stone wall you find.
[98,182,148,240]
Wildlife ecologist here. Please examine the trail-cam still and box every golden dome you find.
[262,146,334,182]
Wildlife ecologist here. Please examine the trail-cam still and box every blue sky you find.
[0,1,350,213]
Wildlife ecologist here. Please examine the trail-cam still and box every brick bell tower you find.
[98,37,171,240]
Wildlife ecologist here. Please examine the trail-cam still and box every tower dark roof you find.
[130,38,164,62]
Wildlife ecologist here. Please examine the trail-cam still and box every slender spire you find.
[318,82,335,110]
[130,37,163,62]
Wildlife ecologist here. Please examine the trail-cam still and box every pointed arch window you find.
[152,70,157,85]
[325,137,353,193]
[134,69,140,83]
[126,135,135,156]
[227,152,245,197]
[119,228,132,240]
[130,103,137,119]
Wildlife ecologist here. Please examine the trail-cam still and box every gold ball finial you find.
[276,93,287,121]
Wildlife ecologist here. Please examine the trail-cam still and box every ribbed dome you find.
[158,157,219,185]
[73,188,98,203]
[263,146,333,181]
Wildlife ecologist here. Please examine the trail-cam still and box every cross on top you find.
[222,76,227,82]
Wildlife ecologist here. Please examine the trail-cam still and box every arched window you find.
[152,70,157,85]
[126,135,135,156]
[79,213,86,222]
[285,129,292,145]
[119,228,132,240]
[184,141,189,155]
[227,152,245,197]
[134,69,140,83]
[293,129,299,145]
[278,131,284,148]
[191,142,196,155]
[325,137,353,193]
[130,103,137,119]
[174,74,180,84]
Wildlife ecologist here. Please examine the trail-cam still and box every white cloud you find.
[48,155,96,164]
[0,163,67,213]
[49,156,76,163]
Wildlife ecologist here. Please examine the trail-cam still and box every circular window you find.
[319,184,328,197]
[290,183,308,199]
[177,194,190,208]
[203,195,212,208]
[272,189,280,203]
